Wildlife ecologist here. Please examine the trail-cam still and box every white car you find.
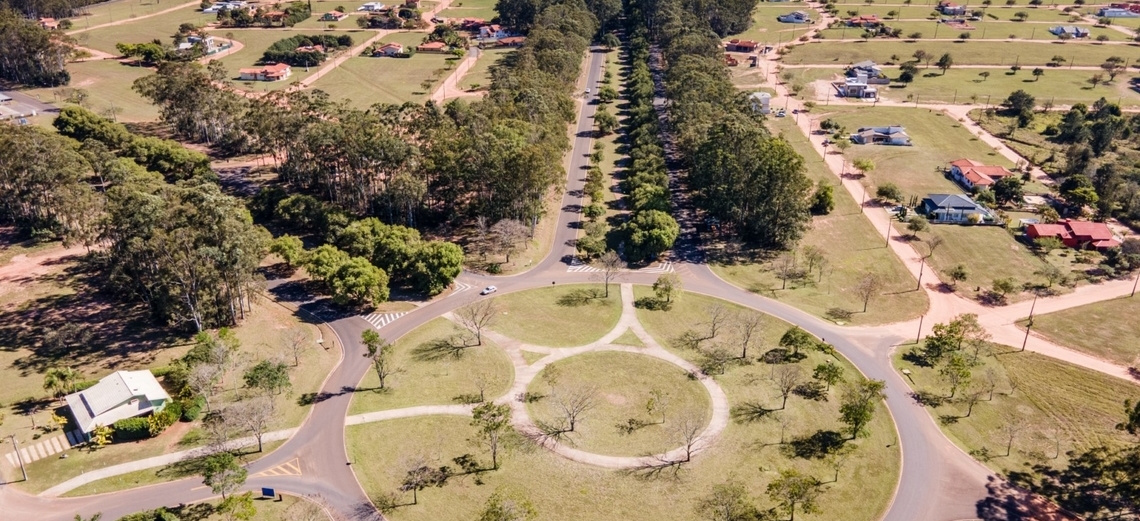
[480,286,498,295]
[585,88,591,95]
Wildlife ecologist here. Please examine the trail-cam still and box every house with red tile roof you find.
[416,40,449,52]
[847,14,881,27]
[948,159,1016,191]
[1026,219,1121,250]
[38,17,60,29]
[373,42,405,56]
[319,10,348,21]
[725,39,760,52]
[238,63,292,81]
[496,36,526,47]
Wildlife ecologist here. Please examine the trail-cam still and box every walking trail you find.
[431,47,482,103]
[67,0,201,35]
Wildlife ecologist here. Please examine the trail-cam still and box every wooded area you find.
[0,7,73,86]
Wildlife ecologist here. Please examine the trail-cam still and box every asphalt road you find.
[0,47,996,521]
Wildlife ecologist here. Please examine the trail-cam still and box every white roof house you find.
[64,370,171,438]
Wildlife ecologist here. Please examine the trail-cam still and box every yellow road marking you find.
[252,458,302,478]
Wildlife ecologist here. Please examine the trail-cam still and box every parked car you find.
[480,286,498,295]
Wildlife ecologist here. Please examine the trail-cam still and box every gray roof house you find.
[65,370,170,439]
[920,193,996,224]
[851,125,911,145]
[777,10,811,23]
[848,60,882,78]
[1049,25,1089,38]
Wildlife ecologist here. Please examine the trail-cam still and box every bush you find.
[75,379,99,392]
[181,396,206,421]
[113,417,151,440]
[147,409,178,437]
[149,365,175,378]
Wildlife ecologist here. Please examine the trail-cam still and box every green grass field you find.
[527,351,712,456]
[820,20,1122,40]
[1026,296,1140,366]
[783,39,1137,67]
[21,60,159,122]
[487,284,623,347]
[712,115,928,325]
[866,67,1140,108]
[74,4,214,54]
[437,0,498,21]
[308,32,456,106]
[894,347,1140,476]
[458,47,511,90]
[66,0,192,30]
[348,289,899,521]
[209,28,366,91]
[348,318,514,415]
[731,4,822,44]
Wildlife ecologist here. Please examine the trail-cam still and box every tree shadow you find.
[556,288,604,307]
[410,336,470,361]
[781,430,847,459]
[975,475,1075,521]
[730,401,778,424]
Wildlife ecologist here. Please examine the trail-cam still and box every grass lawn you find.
[912,224,1047,300]
[66,0,190,29]
[437,0,498,21]
[526,351,712,456]
[208,28,367,91]
[731,4,822,44]
[74,4,215,54]
[612,328,644,347]
[89,480,326,518]
[23,60,159,122]
[821,20,1122,41]
[348,318,514,415]
[487,284,622,347]
[348,288,899,520]
[307,33,457,107]
[1025,296,1140,366]
[458,47,512,90]
[711,115,928,325]
[782,40,1136,67]
[596,48,630,225]
[893,346,1140,476]
[873,67,1140,108]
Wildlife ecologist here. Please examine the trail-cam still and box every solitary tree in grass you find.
[813,362,844,392]
[979,71,990,81]
[455,299,499,346]
[477,490,538,521]
[593,250,625,298]
[876,182,903,203]
[653,273,682,304]
[839,379,886,438]
[362,330,399,389]
[202,452,247,499]
[601,33,621,50]
[1102,56,1126,82]
[695,481,761,521]
[1032,67,1044,81]
[399,456,450,505]
[939,352,972,398]
[947,264,969,288]
[1088,73,1106,88]
[854,272,884,313]
[991,277,1019,302]
[471,402,512,469]
[767,469,825,521]
[912,49,928,66]
[936,52,954,75]
[852,158,875,179]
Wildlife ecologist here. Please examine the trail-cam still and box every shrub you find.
[181,396,206,421]
[75,379,99,392]
[113,417,151,440]
[150,366,175,378]
[147,409,178,437]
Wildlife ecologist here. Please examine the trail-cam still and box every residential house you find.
[837,74,877,98]
[373,42,405,56]
[725,39,760,52]
[319,10,348,21]
[847,14,881,28]
[937,1,967,15]
[1098,7,1140,17]
[238,63,292,81]
[479,24,509,39]
[851,125,911,145]
[459,18,487,30]
[847,60,882,78]
[263,10,287,23]
[64,370,171,441]
[777,11,811,23]
[948,159,1015,190]
[38,17,60,29]
[496,36,526,47]
[749,92,772,114]
[921,194,996,224]
[416,40,449,52]
[177,35,230,55]
[1049,25,1090,38]
[357,2,386,11]
[1026,219,1121,250]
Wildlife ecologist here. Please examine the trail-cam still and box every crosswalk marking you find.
[362,312,407,329]
[252,458,303,478]
[567,260,675,274]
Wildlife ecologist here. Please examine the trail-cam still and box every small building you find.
[777,11,811,23]
[38,17,60,30]
[177,35,230,55]
[749,92,772,114]
[948,158,1015,190]
[1098,7,1140,17]
[295,44,326,53]
[64,370,171,441]
[238,63,292,81]
[921,194,996,224]
[496,36,526,47]
[479,24,509,39]
[847,59,882,78]
[837,74,877,98]
[847,14,881,28]
[263,10,287,23]
[725,54,739,66]
[373,42,405,56]
[459,18,487,30]
[357,2,386,11]
[938,1,967,15]
[1026,219,1121,250]
[319,10,348,21]
[851,125,910,145]
[1049,25,1090,38]
[416,40,449,52]
[725,39,760,52]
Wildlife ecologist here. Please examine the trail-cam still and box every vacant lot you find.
[488,284,623,347]
[348,318,514,415]
[308,32,456,106]
[75,4,213,54]
[894,346,1140,477]
[783,40,1135,67]
[872,67,1140,108]
[348,291,899,521]
[21,60,159,122]
[821,20,1120,41]
[712,116,928,325]
[66,0,193,30]
[437,0,497,21]
[1027,296,1140,367]
[458,47,512,90]
[731,4,821,43]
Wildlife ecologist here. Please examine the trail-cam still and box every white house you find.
[777,11,811,23]
[921,193,996,224]
[238,63,292,81]
[1049,25,1090,38]
[749,92,772,114]
[838,74,877,98]
[851,125,910,145]
[65,370,171,440]
[479,24,510,39]
[358,2,386,11]
[373,42,405,56]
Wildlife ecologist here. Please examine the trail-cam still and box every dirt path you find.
[431,47,481,103]
[198,37,243,63]
[0,244,87,284]
[67,0,201,35]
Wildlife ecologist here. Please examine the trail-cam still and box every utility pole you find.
[9,435,27,481]
[917,256,926,290]
[1021,319,1032,351]
[1132,266,1139,297]
[884,216,892,247]
[916,314,925,344]
[1027,290,1039,321]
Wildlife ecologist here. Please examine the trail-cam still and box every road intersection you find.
[2,39,1136,521]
